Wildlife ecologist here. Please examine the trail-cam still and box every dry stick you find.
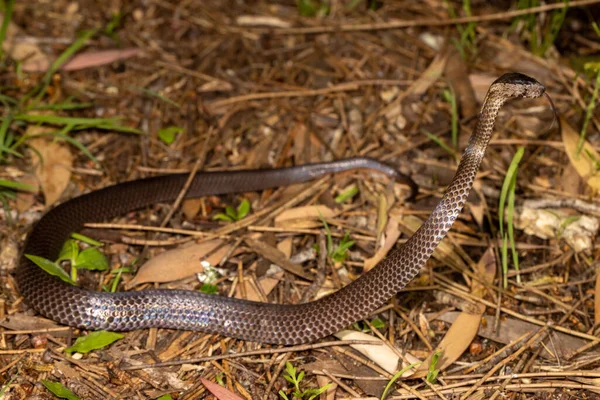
[208,80,411,111]
[526,293,593,366]
[269,0,600,35]
[84,223,218,238]
[440,282,600,343]
[320,369,361,397]
[459,326,550,400]
[487,352,530,400]
[119,340,379,370]
[457,330,534,375]
[263,353,291,400]
[388,382,600,399]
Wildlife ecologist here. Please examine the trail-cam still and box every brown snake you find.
[16,73,546,344]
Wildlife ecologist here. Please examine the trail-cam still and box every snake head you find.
[491,72,545,99]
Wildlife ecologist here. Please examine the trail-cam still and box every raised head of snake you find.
[489,72,546,101]
[17,73,548,344]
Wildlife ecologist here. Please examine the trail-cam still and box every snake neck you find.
[401,93,506,262]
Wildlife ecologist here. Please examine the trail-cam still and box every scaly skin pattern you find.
[16,73,546,344]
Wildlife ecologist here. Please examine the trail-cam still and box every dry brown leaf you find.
[383,53,447,120]
[376,193,388,243]
[561,116,600,191]
[60,49,140,71]
[29,137,73,207]
[182,198,203,219]
[15,173,39,212]
[560,163,583,196]
[406,53,448,98]
[274,205,335,229]
[0,314,66,335]
[243,237,312,280]
[414,247,495,378]
[129,239,231,286]
[0,14,49,72]
[364,216,400,271]
[334,330,418,375]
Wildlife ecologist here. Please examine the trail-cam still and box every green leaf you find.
[306,384,331,400]
[41,380,80,400]
[158,126,183,145]
[335,185,359,203]
[71,232,103,247]
[236,199,251,219]
[371,318,385,329]
[212,213,234,222]
[200,283,218,294]
[0,179,35,192]
[225,205,237,220]
[65,331,124,354]
[278,390,290,400]
[25,254,76,285]
[154,395,173,400]
[74,247,108,271]
[57,239,79,264]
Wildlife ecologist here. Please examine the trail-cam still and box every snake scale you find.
[16,73,546,344]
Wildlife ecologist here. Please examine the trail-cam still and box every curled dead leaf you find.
[28,137,73,207]
[129,239,231,286]
[561,116,600,191]
[334,330,418,375]
[275,205,336,229]
[413,247,495,378]
[364,216,400,271]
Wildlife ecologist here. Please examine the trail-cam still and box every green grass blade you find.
[0,179,35,191]
[424,130,459,162]
[498,147,525,237]
[0,112,12,161]
[26,29,97,106]
[130,86,181,109]
[0,0,14,61]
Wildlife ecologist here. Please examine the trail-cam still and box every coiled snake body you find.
[16,73,545,344]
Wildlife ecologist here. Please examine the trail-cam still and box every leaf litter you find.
[1,2,600,399]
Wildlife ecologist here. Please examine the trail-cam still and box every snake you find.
[15,73,546,345]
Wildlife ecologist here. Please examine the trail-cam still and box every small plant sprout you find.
[279,362,331,400]
[335,184,359,203]
[381,362,421,400]
[213,198,251,222]
[426,350,442,384]
[318,213,355,264]
[26,233,108,285]
[158,125,183,145]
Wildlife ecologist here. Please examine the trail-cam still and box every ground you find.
[1,0,600,399]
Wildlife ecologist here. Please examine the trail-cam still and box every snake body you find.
[16,73,545,344]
